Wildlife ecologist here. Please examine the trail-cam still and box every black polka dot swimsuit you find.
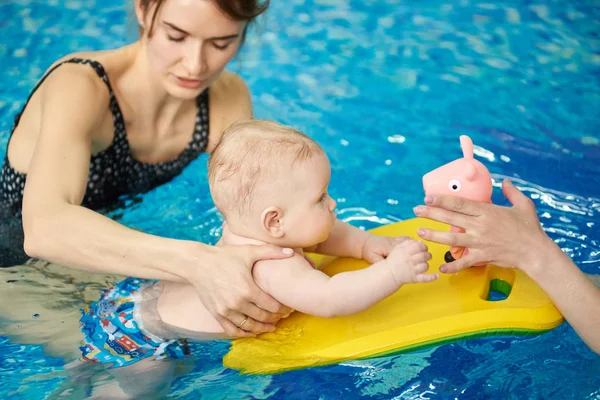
[0,58,210,266]
[0,58,210,215]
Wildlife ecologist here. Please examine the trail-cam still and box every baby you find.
[75,120,438,398]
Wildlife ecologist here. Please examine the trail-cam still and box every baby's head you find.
[208,120,337,248]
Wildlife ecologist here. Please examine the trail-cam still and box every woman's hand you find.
[186,244,294,338]
[413,179,553,274]
[415,179,600,355]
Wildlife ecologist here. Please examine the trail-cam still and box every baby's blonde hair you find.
[208,120,324,219]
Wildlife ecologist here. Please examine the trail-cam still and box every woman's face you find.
[138,0,246,99]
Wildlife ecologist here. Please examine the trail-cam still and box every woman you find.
[0,0,294,337]
[414,179,600,354]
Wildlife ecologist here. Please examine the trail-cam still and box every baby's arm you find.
[305,220,370,259]
[254,240,437,318]
[305,220,407,264]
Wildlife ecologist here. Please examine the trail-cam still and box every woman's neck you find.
[114,42,193,133]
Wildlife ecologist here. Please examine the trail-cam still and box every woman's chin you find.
[167,85,205,100]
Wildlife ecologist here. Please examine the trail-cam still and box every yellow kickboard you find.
[223,218,564,374]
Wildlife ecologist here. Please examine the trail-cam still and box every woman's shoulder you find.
[49,49,109,72]
[39,47,135,103]
[206,71,253,150]
[210,70,250,100]
[46,45,133,81]
[32,51,125,128]
[39,57,108,103]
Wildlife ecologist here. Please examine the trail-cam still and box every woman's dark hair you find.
[138,0,269,44]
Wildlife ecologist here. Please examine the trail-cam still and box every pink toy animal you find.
[422,135,493,264]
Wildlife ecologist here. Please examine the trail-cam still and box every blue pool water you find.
[1,0,599,398]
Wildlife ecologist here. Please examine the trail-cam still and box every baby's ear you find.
[261,207,285,238]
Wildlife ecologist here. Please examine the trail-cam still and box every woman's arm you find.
[414,179,600,354]
[21,65,292,337]
[23,66,207,281]
[527,241,600,354]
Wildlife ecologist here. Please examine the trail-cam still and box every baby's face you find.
[276,151,337,248]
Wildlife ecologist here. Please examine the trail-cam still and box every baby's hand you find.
[361,235,410,264]
[384,239,439,285]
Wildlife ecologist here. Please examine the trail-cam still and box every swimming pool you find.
[1,0,599,398]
